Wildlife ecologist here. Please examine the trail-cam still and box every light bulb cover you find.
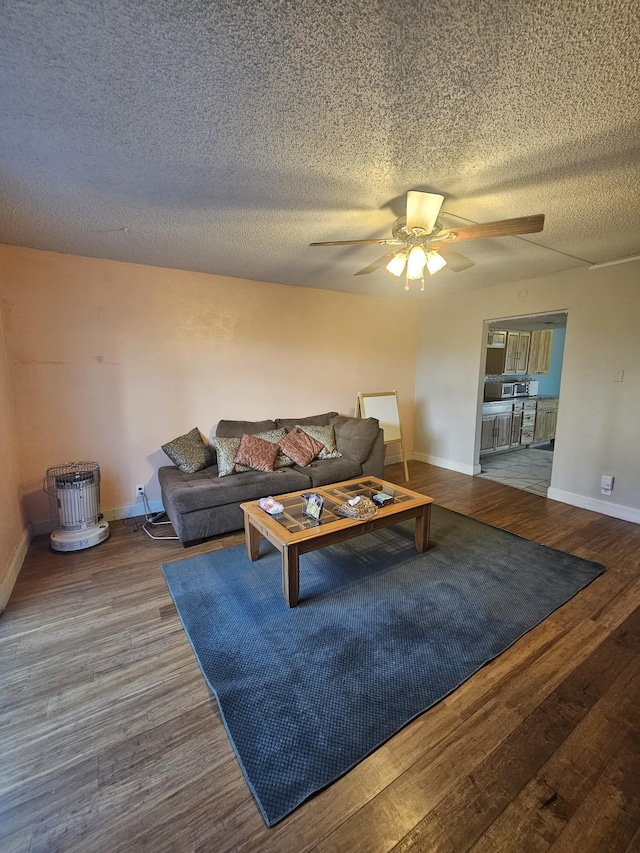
[386,251,407,277]
[425,250,447,275]
[406,245,427,279]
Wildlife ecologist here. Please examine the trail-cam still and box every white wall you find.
[414,261,640,523]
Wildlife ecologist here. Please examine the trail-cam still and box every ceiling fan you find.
[310,191,545,290]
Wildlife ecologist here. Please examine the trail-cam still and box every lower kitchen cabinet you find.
[520,399,537,445]
[534,397,559,443]
[481,403,514,454]
[481,397,555,456]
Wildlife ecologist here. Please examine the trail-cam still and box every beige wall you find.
[0,245,418,531]
[0,297,28,610]
[414,261,640,522]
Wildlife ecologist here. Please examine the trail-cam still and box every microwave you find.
[484,382,515,400]
[484,380,539,401]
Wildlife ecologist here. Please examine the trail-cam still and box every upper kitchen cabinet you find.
[485,328,553,375]
[527,330,553,375]
[486,331,531,375]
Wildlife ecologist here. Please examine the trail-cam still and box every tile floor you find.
[477,447,553,496]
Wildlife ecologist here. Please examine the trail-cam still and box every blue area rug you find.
[162,506,604,826]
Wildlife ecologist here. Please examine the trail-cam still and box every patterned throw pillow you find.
[161,427,214,474]
[234,433,279,473]
[211,436,247,477]
[278,427,325,467]
[297,424,341,459]
[253,428,294,469]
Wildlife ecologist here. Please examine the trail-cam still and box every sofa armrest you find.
[361,429,385,477]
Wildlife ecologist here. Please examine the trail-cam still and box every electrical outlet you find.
[135,484,145,499]
[600,474,614,495]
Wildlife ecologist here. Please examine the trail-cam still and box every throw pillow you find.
[161,427,214,474]
[253,428,294,468]
[297,424,341,459]
[211,436,248,477]
[331,416,380,464]
[279,427,325,467]
[234,433,279,473]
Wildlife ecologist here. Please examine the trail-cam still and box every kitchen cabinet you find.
[481,402,514,454]
[482,398,551,455]
[486,330,531,375]
[510,404,523,447]
[534,398,559,443]
[520,399,537,445]
[528,330,553,374]
[504,331,530,374]
[487,330,508,348]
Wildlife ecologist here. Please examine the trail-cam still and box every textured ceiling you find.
[1,0,639,298]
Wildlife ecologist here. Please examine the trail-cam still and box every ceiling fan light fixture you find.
[386,251,408,277]
[406,245,427,279]
[426,250,447,275]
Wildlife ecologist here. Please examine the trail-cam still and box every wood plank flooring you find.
[1,461,639,852]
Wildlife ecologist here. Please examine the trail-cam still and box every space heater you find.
[44,462,110,552]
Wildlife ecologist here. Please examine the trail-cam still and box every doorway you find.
[476,311,567,496]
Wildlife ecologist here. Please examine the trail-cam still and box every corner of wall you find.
[0,526,32,613]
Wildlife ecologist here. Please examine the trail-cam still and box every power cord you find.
[123,492,179,540]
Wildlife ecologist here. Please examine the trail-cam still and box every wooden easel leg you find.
[402,450,409,482]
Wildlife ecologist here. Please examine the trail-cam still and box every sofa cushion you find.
[293,457,362,487]
[331,416,380,464]
[158,465,312,514]
[235,433,279,472]
[279,427,324,467]
[161,427,214,474]
[215,419,278,439]
[275,412,339,431]
[298,424,341,459]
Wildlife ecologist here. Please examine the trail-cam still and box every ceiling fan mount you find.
[310,191,545,291]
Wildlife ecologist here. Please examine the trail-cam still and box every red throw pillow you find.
[234,433,279,472]
[278,427,325,467]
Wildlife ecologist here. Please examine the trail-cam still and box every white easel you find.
[355,390,409,482]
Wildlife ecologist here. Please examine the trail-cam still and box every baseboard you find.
[385,451,410,465]
[103,499,165,521]
[547,488,640,524]
[0,526,32,612]
[411,451,481,477]
[30,499,166,537]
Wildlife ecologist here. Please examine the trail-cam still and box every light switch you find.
[613,369,624,382]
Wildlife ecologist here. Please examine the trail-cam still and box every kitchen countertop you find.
[483,395,558,405]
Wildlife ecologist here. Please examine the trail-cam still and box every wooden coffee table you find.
[240,476,434,607]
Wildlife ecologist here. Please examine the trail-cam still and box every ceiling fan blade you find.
[309,238,404,247]
[435,214,545,243]
[436,244,476,272]
[354,250,403,276]
[406,191,444,232]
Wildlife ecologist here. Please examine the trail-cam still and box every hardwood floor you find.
[1,462,639,852]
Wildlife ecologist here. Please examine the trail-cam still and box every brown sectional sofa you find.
[158,412,384,546]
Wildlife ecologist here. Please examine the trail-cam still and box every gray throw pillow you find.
[162,427,214,474]
[331,416,380,464]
